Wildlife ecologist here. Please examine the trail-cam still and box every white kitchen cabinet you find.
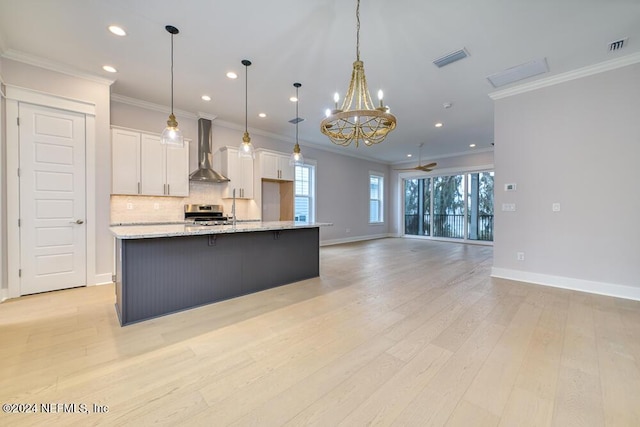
[219,146,253,199]
[111,128,189,197]
[258,151,294,181]
[112,128,141,195]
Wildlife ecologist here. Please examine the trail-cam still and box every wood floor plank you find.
[339,343,452,426]
[391,320,505,426]
[1,239,637,426]
[462,301,542,416]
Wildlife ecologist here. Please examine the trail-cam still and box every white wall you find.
[0,58,113,287]
[492,62,640,300]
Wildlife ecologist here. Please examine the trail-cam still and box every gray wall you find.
[492,62,640,299]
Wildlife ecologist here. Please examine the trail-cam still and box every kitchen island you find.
[111,221,330,326]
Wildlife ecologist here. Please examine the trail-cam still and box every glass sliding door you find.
[404,178,431,236]
[433,175,465,238]
[467,172,494,241]
[403,170,493,242]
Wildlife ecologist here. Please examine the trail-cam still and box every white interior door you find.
[19,103,87,295]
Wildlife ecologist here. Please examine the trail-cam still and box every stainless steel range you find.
[184,204,230,225]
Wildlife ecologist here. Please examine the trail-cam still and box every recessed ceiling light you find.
[289,96,298,102]
[201,95,211,101]
[435,122,443,128]
[108,25,126,36]
[226,71,238,79]
[469,143,476,148]
[443,102,453,109]
[258,113,266,118]
[407,154,412,158]
[102,65,117,73]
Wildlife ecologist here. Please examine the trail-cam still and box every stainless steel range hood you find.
[189,118,230,183]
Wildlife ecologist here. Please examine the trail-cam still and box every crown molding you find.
[213,119,392,164]
[0,49,115,86]
[391,146,494,167]
[110,93,204,120]
[489,51,640,100]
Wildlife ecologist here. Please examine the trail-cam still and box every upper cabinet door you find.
[111,129,141,195]
[165,141,189,196]
[259,151,293,181]
[220,147,254,199]
[140,133,165,196]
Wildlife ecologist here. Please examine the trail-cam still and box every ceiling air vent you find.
[433,48,470,68]
[289,117,304,124]
[608,38,628,52]
[486,58,549,88]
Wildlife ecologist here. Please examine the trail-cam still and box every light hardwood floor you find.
[1,238,639,426]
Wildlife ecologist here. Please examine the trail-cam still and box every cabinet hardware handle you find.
[167,184,170,195]
[138,182,141,194]
[70,219,84,224]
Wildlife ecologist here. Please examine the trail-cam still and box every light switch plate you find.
[502,203,516,212]
[552,203,561,212]
[504,183,517,191]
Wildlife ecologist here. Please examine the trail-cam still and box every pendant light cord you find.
[295,85,299,143]
[244,63,248,133]
[170,32,174,115]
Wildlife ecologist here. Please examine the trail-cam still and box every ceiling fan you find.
[395,143,437,172]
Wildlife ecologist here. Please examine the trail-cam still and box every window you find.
[369,173,384,223]
[294,164,315,222]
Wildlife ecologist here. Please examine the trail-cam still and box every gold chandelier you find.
[320,0,397,147]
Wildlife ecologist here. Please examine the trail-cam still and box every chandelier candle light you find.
[320,0,397,147]
[161,25,184,148]
[238,59,255,159]
[289,82,304,166]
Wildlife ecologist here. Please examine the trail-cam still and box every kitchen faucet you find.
[232,188,237,226]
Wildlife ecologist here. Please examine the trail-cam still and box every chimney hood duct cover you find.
[189,118,230,183]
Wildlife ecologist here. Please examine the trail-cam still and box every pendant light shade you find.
[161,25,184,148]
[238,59,255,159]
[289,82,304,166]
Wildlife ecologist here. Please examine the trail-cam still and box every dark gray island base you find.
[114,226,320,326]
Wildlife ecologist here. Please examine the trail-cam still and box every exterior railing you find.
[405,213,493,241]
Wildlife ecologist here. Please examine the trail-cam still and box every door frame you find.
[5,86,97,298]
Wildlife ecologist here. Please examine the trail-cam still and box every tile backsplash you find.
[111,182,259,224]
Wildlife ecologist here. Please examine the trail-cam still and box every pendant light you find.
[238,59,255,159]
[289,82,304,166]
[161,25,184,148]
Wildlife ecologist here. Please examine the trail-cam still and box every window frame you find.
[294,162,316,223]
[369,171,385,224]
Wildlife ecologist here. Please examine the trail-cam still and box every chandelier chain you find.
[356,0,360,61]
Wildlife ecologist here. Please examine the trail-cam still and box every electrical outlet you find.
[502,203,516,212]
[126,203,133,210]
[153,203,160,210]
[517,252,525,261]
[552,203,561,212]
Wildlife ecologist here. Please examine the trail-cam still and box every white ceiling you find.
[1,0,638,164]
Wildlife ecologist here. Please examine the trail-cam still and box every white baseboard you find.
[92,273,114,286]
[320,233,391,247]
[0,288,8,303]
[491,267,640,301]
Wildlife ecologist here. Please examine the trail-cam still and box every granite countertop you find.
[110,221,333,239]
